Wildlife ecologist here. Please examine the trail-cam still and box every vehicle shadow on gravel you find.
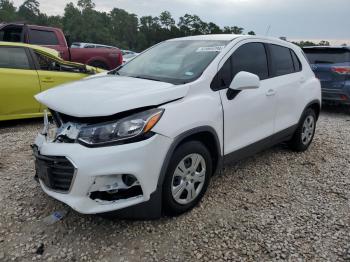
[0,118,42,130]
[321,104,350,115]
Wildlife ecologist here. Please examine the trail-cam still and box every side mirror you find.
[229,71,260,91]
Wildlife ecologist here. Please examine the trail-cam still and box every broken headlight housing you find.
[77,108,164,146]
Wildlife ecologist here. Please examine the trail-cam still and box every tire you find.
[162,141,212,216]
[288,108,317,152]
[89,61,109,70]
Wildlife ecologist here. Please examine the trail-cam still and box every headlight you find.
[77,108,164,146]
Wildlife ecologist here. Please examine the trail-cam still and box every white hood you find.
[35,75,189,117]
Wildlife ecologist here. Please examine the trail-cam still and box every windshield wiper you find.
[108,64,124,75]
[108,69,120,75]
[133,76,162,82]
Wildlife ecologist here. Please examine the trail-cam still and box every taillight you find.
[339,94,348,101]
[118,52,123,65]
[331,66,350,75]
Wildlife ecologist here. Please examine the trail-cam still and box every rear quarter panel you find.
[296,48,322,117]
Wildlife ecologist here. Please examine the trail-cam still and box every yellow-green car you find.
[0,42,105,121]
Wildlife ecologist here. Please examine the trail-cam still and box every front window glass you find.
[0,47,30,69]
[232,43,269,80]
[34,52,85,73]
[116,40,229,84]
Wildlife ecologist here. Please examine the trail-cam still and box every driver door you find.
[217,42,276,158]
[32,51,87,112]
[0,46,41,119]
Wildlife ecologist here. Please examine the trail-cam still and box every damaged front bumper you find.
[33,133,172,215]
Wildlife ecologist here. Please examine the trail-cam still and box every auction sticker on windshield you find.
[196,46,225,52]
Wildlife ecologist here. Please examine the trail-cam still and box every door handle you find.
[41,77,54,83]
[266,89,276,96]
[299,77,306,84]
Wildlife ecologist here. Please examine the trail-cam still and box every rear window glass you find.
[0,26,22,42]
[29,29,59,45]
[0,47,30,69]
[269,44,295,76]
[303,48,350,64]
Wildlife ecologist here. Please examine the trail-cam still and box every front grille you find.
[33,147,75,192]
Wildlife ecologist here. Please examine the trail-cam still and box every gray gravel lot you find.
[0,107,349,261]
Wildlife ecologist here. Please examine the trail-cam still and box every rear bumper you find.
[322,87,350,105]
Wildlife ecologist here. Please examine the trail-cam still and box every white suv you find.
[33,35,321,218]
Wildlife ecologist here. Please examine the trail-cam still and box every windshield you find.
[117,40,229,84]
[303,48,350,64]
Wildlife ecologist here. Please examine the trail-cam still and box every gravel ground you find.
[0,107,349,262]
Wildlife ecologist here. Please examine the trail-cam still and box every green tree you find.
[207,22,222,34]
[110,8,138,49]
[0,0,17,22]
[178,14,209,35]
[18,0,40,22]
[0,0,256,52]
[247,31,256,35]
[77,0,95,10]
[318,40,330,46]
[159,11,175,29]
[293,41,317,47]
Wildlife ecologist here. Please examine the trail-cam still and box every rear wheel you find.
[89,61,109,70]
[288,108,316,152]
[162,141,212,215]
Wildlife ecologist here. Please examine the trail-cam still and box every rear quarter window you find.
[291,50,302,72]
[29,29,59,45]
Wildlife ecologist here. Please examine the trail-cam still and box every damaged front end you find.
[33,107,168,215]
[89,174,143,203]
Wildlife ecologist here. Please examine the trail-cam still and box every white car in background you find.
[33,34,321,219]
[71,42,117,49]
[121,49,139,63]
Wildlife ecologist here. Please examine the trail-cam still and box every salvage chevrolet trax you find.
[33,35,321,218]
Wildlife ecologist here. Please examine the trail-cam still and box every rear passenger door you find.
[0,46,41,118]
[216,41,276,156]
[267,44,303,132]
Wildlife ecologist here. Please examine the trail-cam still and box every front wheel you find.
[162,141,212,216]
[288,108,317,152]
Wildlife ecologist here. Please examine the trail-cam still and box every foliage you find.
[1,0,332,52]
[293,40,331,47]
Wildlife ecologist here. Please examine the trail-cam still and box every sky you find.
[11,0,350,44]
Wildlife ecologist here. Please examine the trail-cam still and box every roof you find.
[0,23,61,31]
[168,34,243,41]
[0,41,59,57]
[167,34,296,46]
